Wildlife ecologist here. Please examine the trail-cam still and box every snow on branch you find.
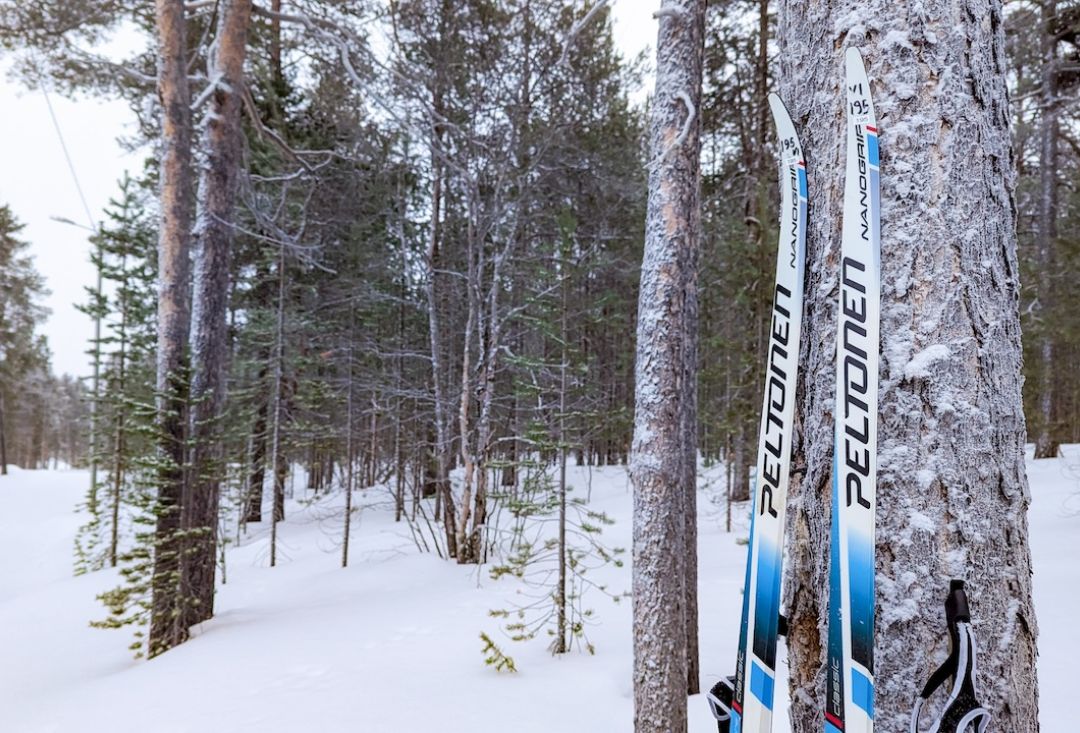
[659,90,695,162]
[652,6,688,21]
[191,72,224,111]
[559,0,612,67]
[239,83,315,172]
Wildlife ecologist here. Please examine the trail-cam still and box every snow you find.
[903,343,951,380]
[0,449,1076,732]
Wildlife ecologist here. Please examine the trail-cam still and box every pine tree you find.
[631,1,706,730]
[75,175,158,573]
[0,205,50,476]
[777,4,1040,730]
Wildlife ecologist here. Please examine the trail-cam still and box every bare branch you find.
[559,0,613,67]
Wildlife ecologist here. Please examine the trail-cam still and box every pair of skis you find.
[706,48,880,733]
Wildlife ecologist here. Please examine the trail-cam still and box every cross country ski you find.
[825,47,881,733]
[707,91,807,733]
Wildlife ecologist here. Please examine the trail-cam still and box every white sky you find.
[3,2,657,380]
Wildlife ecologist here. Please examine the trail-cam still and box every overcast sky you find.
[5,3,657,380]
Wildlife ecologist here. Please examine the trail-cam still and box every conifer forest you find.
[0,1,1074,732]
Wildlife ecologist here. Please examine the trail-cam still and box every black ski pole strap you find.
[707,614,788,731]
[706,675,736,733]
[910,581,991,733]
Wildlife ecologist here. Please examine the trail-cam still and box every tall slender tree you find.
[148,0,195,657]
[1033,0,1060,459]
[183,0,253,628]
[630,1,705,731]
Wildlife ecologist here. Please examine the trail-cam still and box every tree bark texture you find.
[631,2,705,731]
[183,0,252,629]
[149,0,194,657]
[776,4,1040,731]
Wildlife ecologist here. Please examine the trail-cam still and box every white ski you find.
[825,47,881,733]
[708,92,807,733]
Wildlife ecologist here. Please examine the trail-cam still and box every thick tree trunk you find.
[183,0,252,628]
[631,2,705,731]
[777,5,1040,731]
[1034,0,1059,460]
[149,0,194,657]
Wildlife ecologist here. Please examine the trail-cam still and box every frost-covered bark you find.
[777,3,1039,731]
[183,0,252,627]
[149,0,194,657]
[631,1,704,731]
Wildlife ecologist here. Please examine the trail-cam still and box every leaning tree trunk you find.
[183,0,252,629]
[777,4,1039,732]
[148,0,194,658]
[630,2,705,731]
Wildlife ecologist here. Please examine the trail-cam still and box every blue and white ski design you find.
[825,47,881,733]
[717,93,807,733]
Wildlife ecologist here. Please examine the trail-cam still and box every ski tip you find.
[845,46,866,70]
[767,93,796,134]
[766,93,789,122]
[767,93,804,165]
[845,46,870,86]
[844,46,878,126]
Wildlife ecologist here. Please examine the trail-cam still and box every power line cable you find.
[41,86,98,230]
[41,82,103,495]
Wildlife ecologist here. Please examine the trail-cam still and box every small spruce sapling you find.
[482,440,625,664]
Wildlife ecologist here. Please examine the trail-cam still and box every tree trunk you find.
[731,424,749,501]
[245,364,269,523]
[1034,0,1060,460]
[424,91,457,558]
[270,245,287,566]
[342,306,355,568]
[109,282,128,569]
[631,2,705,731]
[183,0,252,628]
[0,392,7,475]
[682,153,700,697]
[777,6,1040,731]
[149,0,194,658]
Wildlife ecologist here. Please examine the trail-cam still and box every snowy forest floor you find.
[1,450,1076,732]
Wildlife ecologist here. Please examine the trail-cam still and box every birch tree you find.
[630,1,705,730]
[776,3,1040,730]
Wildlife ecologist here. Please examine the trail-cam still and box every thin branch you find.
[559,0,613,67]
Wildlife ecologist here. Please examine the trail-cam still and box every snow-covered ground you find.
[0,450,1075,732]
